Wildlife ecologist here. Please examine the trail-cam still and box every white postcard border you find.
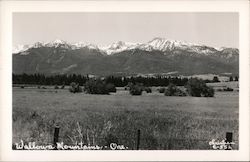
[0,0,249,161]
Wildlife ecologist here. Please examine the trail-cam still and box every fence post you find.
[225,132,233,150]
[136,129,141,150]
[53,125,60,149]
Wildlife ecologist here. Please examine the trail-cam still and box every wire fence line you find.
[12,126,237,150]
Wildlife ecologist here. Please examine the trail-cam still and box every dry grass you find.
[12,86,239,150]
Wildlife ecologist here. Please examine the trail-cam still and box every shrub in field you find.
[106,83,117,93]
[20,86,25,89]
[202,86,214,97]
[69,82,82,93]
[186,78,214,97]
[129,83,143,95]
[164,83,186,96]
[84,79,110,94]
[217,88,223,92]
[54,85,59,89]
[144,87,152,93]
[158,87,165,93]
[223,87,234,91]
[124,82,134,91]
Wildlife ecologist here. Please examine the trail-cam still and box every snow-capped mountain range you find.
[13,37,237,55]
[13,37,239,75]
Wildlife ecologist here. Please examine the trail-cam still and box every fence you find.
[12,126,236,150]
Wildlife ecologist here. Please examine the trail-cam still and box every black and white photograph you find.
[12,12,239,150]
[0,0,249,161]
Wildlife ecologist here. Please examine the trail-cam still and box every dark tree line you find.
[105,75,188,87]
[13,73,88,86]
[13,73,190,87]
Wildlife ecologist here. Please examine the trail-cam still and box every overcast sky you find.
[13,12,238,48]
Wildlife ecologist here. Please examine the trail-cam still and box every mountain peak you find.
[109,41,126,49]
[52,39,66,44]
[72,42,98,49]
[33,42,44,48]
[147,37,181,51]
[45,39,71,48]
[99,41,140,55]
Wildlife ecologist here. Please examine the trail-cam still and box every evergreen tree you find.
[212,76,220,82]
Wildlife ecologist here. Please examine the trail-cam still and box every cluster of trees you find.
[126,78,214,97]
[125,83,152,95]
[106,75,189,87]
[204,76,239,83]
[186,78,214,97]
[229,76,239,82]
[13,73,190,87]
[13,73,87,86]
[13,73,239,87]
[84,80,116,94]
[164,83,187,96]
[218,87,234,92]
[69,80,117,94]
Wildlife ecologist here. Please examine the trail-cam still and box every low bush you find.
[223,87,234,91]
[84,79,112,94]
[164,84,186,96]
[129,83,143,95]
[125,82,133,91]
[203,86,214,97]
[106,83,117,93]
[69,82,82,93]
[144,87,152,93]
[54,85,59,89]
[158,87,165,93]
[186,78,214,97]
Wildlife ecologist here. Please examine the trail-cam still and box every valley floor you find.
[12,86,239,150]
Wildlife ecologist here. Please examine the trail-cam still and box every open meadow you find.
[12,86,239,150]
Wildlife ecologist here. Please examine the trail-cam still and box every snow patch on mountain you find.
[12,44,32,54]
[72,42,98,50]
[99,41,140,55]
[45,39,71,49]
[143,37,217,55]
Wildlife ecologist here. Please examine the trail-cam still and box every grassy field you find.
[12,86,239,150]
